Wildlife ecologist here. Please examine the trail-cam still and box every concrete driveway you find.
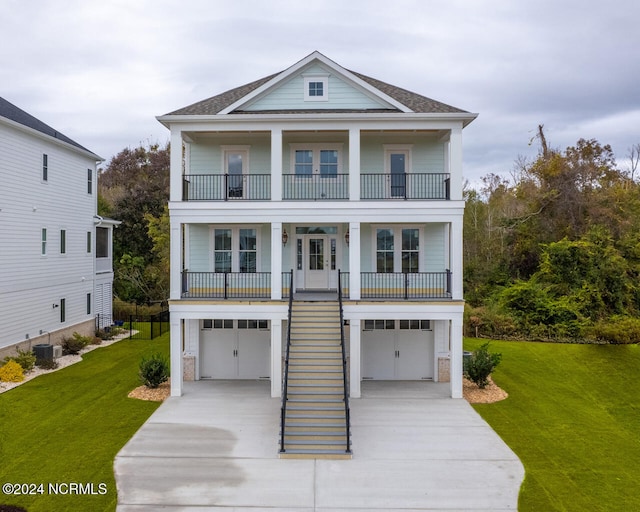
[114,380,524,511]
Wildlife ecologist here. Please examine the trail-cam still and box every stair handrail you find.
[338,270,352,454]
[280,269,294,453]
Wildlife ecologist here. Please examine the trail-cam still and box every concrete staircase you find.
[279,301,352,459]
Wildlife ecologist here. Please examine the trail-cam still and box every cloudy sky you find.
[2,0,639,184]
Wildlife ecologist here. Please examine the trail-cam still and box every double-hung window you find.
[60,229,66,254]
[213,227,258,273]
[375,227,422,273]
[87,169,93,194]
[42,154,48,182]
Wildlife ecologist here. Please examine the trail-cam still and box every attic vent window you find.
[304,76,328,102]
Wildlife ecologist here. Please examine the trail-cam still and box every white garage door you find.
[362,320,434,380]
[200,320,270,379]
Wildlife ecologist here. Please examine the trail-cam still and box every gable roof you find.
[0,97,102,159]
[164,52,471,117]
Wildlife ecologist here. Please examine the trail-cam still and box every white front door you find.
[304,235,329,289]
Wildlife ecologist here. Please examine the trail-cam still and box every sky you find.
[2,0,639,185]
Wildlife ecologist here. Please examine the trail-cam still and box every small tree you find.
[138,353,169,388]
[464,342,502,389]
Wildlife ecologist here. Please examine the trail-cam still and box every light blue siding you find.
[189,134,271,175]
[360,133,445,173]
[244,64,388,111]
[188,225,210,271]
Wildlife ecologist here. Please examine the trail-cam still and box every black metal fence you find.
[95,309,170,340]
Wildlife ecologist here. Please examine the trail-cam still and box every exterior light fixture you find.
[282,229,289,246]
[345,230,350,245]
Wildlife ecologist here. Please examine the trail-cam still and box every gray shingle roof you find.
[164,64,469,116]
[0,97,99,157]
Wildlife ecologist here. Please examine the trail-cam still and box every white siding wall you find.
[0,122,98,349]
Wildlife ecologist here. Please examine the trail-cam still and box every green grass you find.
[0,334,169,512]
[464,338,640,512]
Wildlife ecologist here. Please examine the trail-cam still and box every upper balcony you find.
[182,172,450,201]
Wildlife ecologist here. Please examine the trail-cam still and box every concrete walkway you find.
[114,381,524,511]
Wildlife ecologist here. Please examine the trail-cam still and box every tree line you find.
[98,131,640,342]
[465,127,640,343]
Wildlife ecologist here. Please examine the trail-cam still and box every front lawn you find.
[465,338,640,512]
[0,334,169,512]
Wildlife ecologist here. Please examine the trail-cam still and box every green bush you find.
[61,332,92,355]
[464,342,502,389]
[37,358,59,370]
[3,348,36,372]
[0,360,24,382]
[138,353,169,388]
[592,316,640,344]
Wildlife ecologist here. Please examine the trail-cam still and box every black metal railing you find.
[282,271,292,299]
[282,173,349,200]
[280,269,294,453]
[182,174,271,201]
[340,271,350,299]
[360,270,452,299]
[181,271,271,299]
[338,270,352,454]
[360,173,450,200]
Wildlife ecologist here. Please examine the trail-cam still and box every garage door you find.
[362,320,434,380]
[200,320,270,379]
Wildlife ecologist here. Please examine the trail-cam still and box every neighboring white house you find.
[159,51,477,400]
[0,97,118,358]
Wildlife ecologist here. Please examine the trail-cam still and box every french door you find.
[304,236,329,289]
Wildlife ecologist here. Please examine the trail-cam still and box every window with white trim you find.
[212,227,259,273]
[375,226,423,273]
[290,144,342,178]
[41,228,47,255]
[60,229,66,254]
[304,76,328,101]
[42,154,48,182]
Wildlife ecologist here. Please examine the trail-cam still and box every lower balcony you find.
[180,271,452,300]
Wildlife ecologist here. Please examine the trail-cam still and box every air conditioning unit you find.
[53,345,63,359]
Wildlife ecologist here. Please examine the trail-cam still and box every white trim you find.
[371,225,424,273]
[304,75,329,102]
[289,143,344,176]
[216,51,414,115]
[210,225,261,273]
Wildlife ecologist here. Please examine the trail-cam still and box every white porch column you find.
[271,222,283,300]
[450,217,464,300]
[271,318,282,397]
[170,221,182,300]
[169,128,183,202]
[349,318,361,398]
[348,222,361,300]
[170,317,183,396]
[449,126,463,200]
[349,128,360,200]
[450,317,463,398]
[271,128,283,201]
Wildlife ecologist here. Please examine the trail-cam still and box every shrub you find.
[138,353,169,388]
[592,316,640,344]
[464,342,502,389]
[0,360,24,382]
[61,332,92,355]
[2,348,36,372]
[37,358,59,370]
[95,328,114,340]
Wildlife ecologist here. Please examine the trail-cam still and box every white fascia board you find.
[169,303,288,319]
[156,112,478,131]
[168,200,465,225]
[344,303,465,319]
[0,116,104,161]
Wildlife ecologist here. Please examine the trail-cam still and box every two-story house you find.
[0,97,118,359]
[159,52,476,407]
